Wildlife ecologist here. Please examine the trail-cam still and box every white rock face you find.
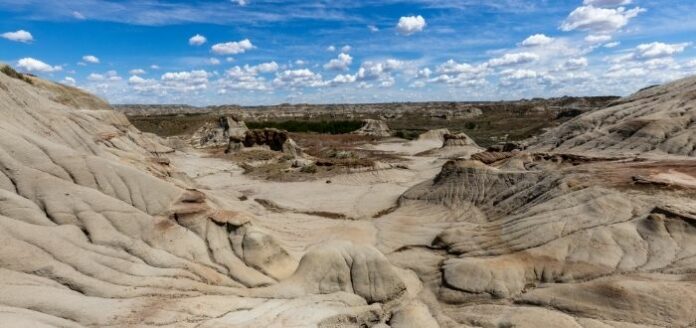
[0,69,409,327]
[532,75,696,157]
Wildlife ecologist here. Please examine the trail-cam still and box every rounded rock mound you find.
[258,241,407,304]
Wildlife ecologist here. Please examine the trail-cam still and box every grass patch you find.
[1,65,33,85]
[247,120,363,134]
[128,114,212,136]
[394,130,420,140]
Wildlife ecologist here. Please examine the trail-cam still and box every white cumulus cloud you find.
[82,55,100,64]
[396,15,426,35]
[128,75,160,93]
[105,70,122,81]
[634,42,690,59]
[436,59,482,74]
[499,69,543,86]
[161,70,210,92]
[561,57,589,70]
[521,34,554,47]
[128,75,147,84]
[330,74,357,85]
[501,69,538,80]
[274,69,325,88]
[129,68,146,75]
[255,61,279,73]
[62,77,76,86]
[488,53,539,67]
[88,73,105,81]
[583,0,632,6]
[1,30,33,43]
[218,61,280,91]
[585,34,613,44]
[211,39,254,55]
[357,59,404,81]
[222,66,269,91]
[189,34,207,46]
[560,6,645,34]
[17,58,61,73]
[417,67,432,79]
[324,53,353,71]
[429,59,488,87]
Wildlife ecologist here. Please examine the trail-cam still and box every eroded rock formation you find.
[191,115,248,149]
[442,133,476,147]
[0,67,405,327]
[353,119,392,137]
[416,131,484,159]
[241,128,305,157]
[2,64,696,327]
[532,76,696,157]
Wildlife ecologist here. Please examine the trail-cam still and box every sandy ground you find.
[169,139,448,257]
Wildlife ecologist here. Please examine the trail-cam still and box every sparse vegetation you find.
[394,130,420,140]
[210,132,405,182]
[299,164,317,173]
[247,120,363,134]
[125,97,618,147]
[128,113,214,136]
[1,65,33,85]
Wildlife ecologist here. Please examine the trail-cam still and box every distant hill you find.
[118,97,619,146]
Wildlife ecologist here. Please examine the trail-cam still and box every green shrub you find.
[0,65,33,85]
[300,164,317,173]
[247,120,363,134]
[394,130,420,140]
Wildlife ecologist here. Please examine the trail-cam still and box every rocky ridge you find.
[532,75,696,157]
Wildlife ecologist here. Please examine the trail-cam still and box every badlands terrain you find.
[117,95,617,147]
[1,63,696,328]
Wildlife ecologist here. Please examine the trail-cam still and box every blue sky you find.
[1,0,695,105]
